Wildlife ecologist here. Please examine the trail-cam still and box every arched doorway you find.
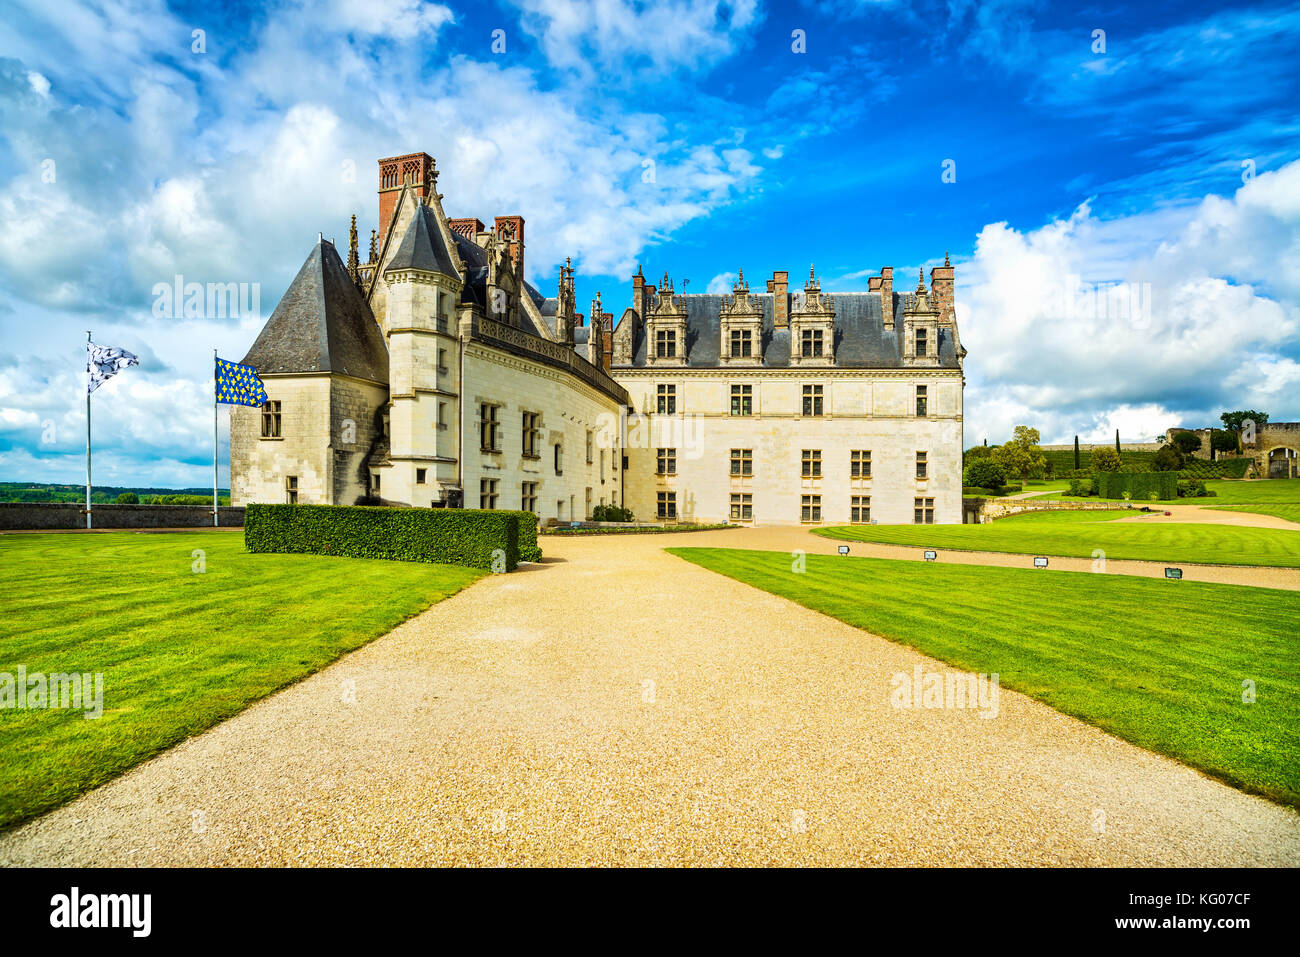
[1266,446,1299,479]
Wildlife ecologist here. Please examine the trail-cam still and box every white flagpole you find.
[85,330,92,530]
[213,350,219,527]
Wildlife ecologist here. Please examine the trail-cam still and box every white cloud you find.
[961,161,1300,444]
[706,271,736,293]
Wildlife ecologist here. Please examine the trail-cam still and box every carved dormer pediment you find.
[790,265,834,366]
[720,269,762,365]
[646,271,687,366]
[903,268,941,367]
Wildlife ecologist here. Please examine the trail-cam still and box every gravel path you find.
[3,529,1297,867]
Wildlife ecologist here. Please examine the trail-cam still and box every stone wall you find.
[0,503,245,530]
[962,498,1136,523]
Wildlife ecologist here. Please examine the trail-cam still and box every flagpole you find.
[213,350,219,527]
[85,331,92,530]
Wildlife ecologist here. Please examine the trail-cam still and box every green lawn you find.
[816,508,1300,567]
[668,547,1300,806]
[1210,505,1300,524]
[0,531,482,829]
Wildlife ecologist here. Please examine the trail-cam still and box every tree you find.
[1091,446,1122,472]
[1115,429,1121,455]
[1073,435,1080,470]
[991,425,1048,481]
[1210,428,1238,455]
[1170,431,1202,455]
[964,445,993,462]
[115,492,139,504]
[1152,444,1184,471]
[1220,410,1269,433]
[963,460,1007,490]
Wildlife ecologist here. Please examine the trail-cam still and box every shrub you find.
[1065,478,1092,497]
[963,460,1007,490]
[1095,472,1178,501]
[591,504,635,522]
[1177,479,1208,498]
[114,492,139,504]
[245,504,518,571]
[1090,446,1122,472]
[1152,444,1184,471]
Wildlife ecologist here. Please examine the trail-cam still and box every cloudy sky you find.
[1,0,1298,486]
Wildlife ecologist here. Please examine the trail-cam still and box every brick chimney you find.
[493,215,525,276]
[377,152,434,248]
[929,252,954,322]
[765,269,789,328]
[448,217,485,240]
[879,266,894,329]
[632,266,647,318]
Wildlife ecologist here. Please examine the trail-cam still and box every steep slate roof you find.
[242,239,389,383]
[387,203,460,277]
[625,291,958,369]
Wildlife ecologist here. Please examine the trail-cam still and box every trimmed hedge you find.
[1095,472,1178,501]
[245,504,518,570]
[503,510,542,562]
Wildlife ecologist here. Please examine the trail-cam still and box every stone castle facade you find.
[232,151,967,525]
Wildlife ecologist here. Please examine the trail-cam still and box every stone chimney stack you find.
[879,266,894,329]
[929,252,955,323]
[766,269,790,328]
[377,152,434,248]
[493,215,525,277]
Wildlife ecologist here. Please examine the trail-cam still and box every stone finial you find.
[369,229,377,263]
[916,267,926,292]
[944,250,950,266]
[347,214,360,281]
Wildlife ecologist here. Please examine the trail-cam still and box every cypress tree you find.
[1115,429,1121,456]
[1073,435,1080,470]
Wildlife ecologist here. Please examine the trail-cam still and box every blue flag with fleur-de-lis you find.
[215,357,268,407]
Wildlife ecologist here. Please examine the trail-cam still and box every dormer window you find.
[801,328,824,358]
[656,329,677,359]
[915,328,928,357]
[730,328,753,358]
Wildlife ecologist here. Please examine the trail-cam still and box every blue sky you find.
[1,0,1298,486]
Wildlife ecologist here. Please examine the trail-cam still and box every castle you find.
[232,151,967,525]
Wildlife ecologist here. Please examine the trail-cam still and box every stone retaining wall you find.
[0,503,245,530]
[962,498,1137,523]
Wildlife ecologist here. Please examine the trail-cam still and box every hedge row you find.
[502,510,542,562]
[1095,471,1178,501]
[245,504,520,570]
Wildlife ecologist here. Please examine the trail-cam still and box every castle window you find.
[656,384,676,414]
[915,328,928,357]
[916,451,928,480]
[851,450,872,478]
[801,328,824,358]
[730,384,752,416]
[480,478,499,510]
[730,448,753,476]
[586,429,594,464]
[554,443,563,475]
[916,385,928,417]
[657,491,677,519]
[522,412,541,458]
[851,496,871,524]
[437,401,447,431]
[480,404,500,452]
[730,493,753,521]
[416,468,427,485]
[657,448,676,475]
[261,400,282,438]
[521,482,538,514]
[914,497,935,524]
[438,348,449,373]
[800,495,822,523]
[801,449,822,478]
[285,475,298,504]
[801,384,824,416]
[730,328,753,358]
[656,329,676,359]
